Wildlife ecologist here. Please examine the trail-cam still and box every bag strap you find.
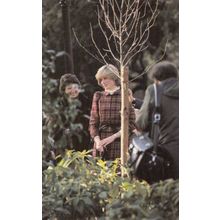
[152,83,163,153]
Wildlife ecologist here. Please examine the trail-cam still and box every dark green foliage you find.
[42,38,91,165]
[43,151,179,220]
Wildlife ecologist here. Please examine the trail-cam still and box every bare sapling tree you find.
[74,0,162,174]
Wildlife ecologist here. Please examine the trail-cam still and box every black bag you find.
[128,133,153,174]
[128,83,172,184]
[128,136,171,183]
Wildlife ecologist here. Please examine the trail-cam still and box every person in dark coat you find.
[47,74,91,158]
[89,64,136,160]
[136,61,179,179]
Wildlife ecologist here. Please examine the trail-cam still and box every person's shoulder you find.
[93,91,104,99]
[145,84,154,95]
[94,91,103,95]
[147,84,154,90]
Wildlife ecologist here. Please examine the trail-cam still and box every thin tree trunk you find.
[120,66,129,175]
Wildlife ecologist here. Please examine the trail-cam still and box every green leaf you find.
[99,191,108,199]
[54,207,71,215]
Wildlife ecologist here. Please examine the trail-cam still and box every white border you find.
[0,1,41,220]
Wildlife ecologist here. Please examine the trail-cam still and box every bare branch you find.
[129,40,168,83]
[122,5,140,47]
[75,0,161,83]
[123,0,138,23]
[111,0,119,31]
[98,3,120,56]
[123,16,145,63]
[90,24,108,64]
[147,0,159,27]
[72,28,105,64]
[113,0,121,15]
[124,44,149,67]
[120,0,125,10]
[97,10,120,63]
[140,1,147,19]
[147,0,154,14]
[99,1,119,37]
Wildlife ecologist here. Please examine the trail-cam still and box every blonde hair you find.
[95,64,120,86]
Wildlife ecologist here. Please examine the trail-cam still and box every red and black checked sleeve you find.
[129,103,136,131]
[89,92,100,139]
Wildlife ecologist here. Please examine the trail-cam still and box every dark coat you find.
[136,78,179,178]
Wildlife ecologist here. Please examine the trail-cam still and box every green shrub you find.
[43,150,178,220]
[42,39,90,162]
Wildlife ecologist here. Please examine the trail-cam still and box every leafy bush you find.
[42,39,91,166]
[43,151,179,220]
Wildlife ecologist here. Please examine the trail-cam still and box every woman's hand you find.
[133,129,142,136]
[94,136,104,152]
[99,135,116,148]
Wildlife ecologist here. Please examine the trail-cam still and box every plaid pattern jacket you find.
[89,89,136,160]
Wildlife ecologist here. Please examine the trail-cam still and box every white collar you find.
[105,87,120,95]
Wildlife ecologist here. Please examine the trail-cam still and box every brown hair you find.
[95,64,120,87]
[59,73,79,94]
[149,61,178,81]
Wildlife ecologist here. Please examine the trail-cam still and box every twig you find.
[129,39,168,82]
[72,28,105,64]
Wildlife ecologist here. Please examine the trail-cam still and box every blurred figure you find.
[59,73,81,102]
[136,61,179,179]
[46,73,91,161]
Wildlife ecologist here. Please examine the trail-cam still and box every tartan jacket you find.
[89,89,136,160]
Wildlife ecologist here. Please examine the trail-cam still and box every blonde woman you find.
[89,64,136,160]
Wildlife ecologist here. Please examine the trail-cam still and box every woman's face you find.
[65,83,80,99]
[100,77,116,90]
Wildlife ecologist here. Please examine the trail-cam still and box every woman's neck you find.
[105,86,120,92]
